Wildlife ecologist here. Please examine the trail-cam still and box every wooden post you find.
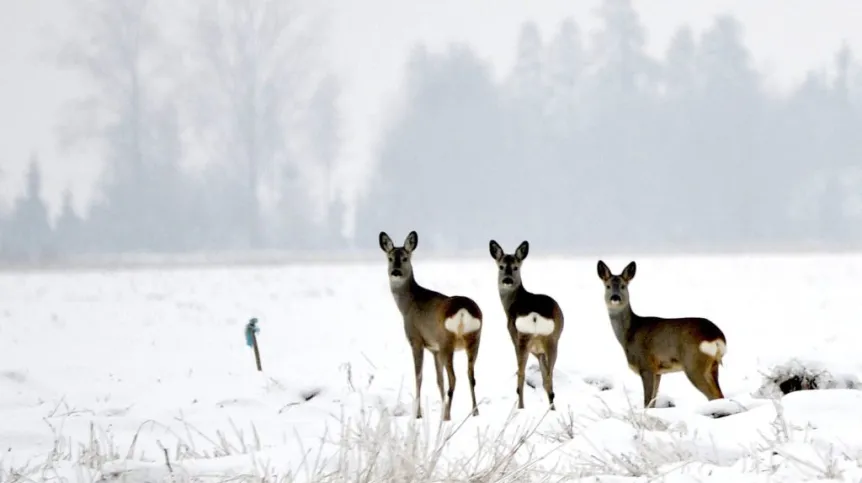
[246,318,262,372]
[251,329,262,372]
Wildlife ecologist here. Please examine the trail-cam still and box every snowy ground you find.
[2,252,862,482]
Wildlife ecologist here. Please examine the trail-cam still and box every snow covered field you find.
[2,252,862,482]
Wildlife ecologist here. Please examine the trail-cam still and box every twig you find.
[160,443,173,474]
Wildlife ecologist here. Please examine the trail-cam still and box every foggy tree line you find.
[0,0,348,262]
[357,1,862,254]
[2,0,862,262]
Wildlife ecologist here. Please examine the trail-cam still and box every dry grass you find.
[535,397,695,479]
[0,414,267,483]
[299,405,559,483]
[5,391,862,483]
[0,399,561,483]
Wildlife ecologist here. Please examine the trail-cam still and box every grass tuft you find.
[756,358,861,397]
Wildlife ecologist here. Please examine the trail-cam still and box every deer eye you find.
[606,285,610,289]
[513,266,518,271]
[499,265,504,270]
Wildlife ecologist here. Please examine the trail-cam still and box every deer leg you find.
[708,360,724,399]
[538,353,555,411]
[640,370,659,408]
[411,341,424,419]
[433,351,448,420]
[653,374,663,405]
[467,337,480,416]
[515,339,529,410]
[705,359,725,400]
[443,350,456,421]
[684,359,724,401]
[545,342,559,410]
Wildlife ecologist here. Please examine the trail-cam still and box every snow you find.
[2,253,862,482]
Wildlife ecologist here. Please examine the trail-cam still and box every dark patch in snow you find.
[525,363,541,390]
[301,387,323,401]
[706,409,733,419]
[1,371,27,383]
[524,362,564,391]
[780,375,816,394]
[583,375,614,391]
[652,394,675,408]
[99,406,133,417]
[696,399,749,419]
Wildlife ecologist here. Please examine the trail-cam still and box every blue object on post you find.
[245,318,260,348]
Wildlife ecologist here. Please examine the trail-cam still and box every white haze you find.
[2,0,860,211]
[1,0,862,257]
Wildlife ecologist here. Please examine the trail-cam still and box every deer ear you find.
[489,240,504,262]
[515,241,529,261]
[622,261,637,281]
[597,260,611,281]
[379,232,394,253]
[404,231,418,252]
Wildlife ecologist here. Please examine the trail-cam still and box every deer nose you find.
[609,294,621,303]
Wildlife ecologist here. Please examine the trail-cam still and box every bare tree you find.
[306,74,341,219]
[54,0,186,252]
[56,0,159,183]
[183,0,328,248]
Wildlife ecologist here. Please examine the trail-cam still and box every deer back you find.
[628,315,726,370]
[399,284,483,350]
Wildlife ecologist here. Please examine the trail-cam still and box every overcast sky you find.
[2,0,861,215]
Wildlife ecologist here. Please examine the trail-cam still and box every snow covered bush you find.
[756,359,861,398]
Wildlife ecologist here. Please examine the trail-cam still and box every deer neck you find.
[390,275,422,315]
[607,304,636,346]
[500,283,527,315]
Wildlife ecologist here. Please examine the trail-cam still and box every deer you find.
[489,240,564,411]
[596,260,727,409]
[378,230,484,421]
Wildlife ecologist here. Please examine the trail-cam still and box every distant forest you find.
[2,0,861,263]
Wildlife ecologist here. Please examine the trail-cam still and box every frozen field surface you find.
[2,253,862,482]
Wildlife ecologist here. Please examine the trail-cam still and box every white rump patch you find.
[515,312,555,336]
[443,308,482,336]
[699,339,726,358]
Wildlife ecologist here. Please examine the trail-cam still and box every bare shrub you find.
[756,359,860,398]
